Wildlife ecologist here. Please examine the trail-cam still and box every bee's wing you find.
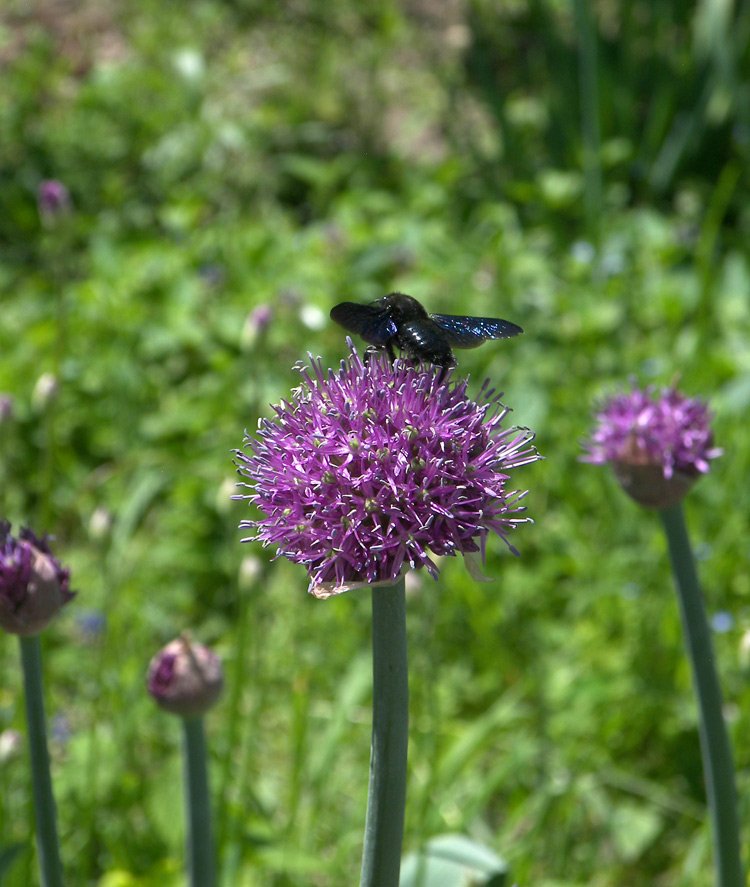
[430,314,523,349]
[330,302,397,347]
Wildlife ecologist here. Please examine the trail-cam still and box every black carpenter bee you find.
[330,292,523,368]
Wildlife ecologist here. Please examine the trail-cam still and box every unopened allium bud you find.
[739,629,750,669]
[88,507,113,541]
[240,304,272,351]
[238,555,262,590]
[32,373,59,412]
[215,477,236,515]
[299,304,326,331]
[0,728,23,763]
[147,637,224,718]
[37,180,72,223]
[582,384,721,509]
[0,522,75,636]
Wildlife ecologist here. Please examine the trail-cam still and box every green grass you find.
[1,2,750,885]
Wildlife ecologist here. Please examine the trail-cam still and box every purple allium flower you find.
[37,179,72,222]
[234,342,540,598]
[0,522,75,636]
[147,637,224,717]
[583,384,722,509]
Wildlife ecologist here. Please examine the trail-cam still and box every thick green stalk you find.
[359,577,409,887]
[19,635,64,887]
[182,716,216,887]
[660,504,743,887]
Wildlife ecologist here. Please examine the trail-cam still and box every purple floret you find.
[583,384,721,478]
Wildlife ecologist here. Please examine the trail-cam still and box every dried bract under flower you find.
[234,342,539,597]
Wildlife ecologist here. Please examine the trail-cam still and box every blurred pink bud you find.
[38,180,72,223]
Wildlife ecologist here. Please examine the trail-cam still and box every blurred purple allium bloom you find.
[234,342,540,598]
[37,180,72,222]
[582,384,721,509]
[0,522,74,636]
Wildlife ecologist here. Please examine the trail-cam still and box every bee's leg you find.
[436,352,457,384]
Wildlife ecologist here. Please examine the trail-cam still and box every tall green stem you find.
[573,0,602,236]
[660,504,743,887]
[19,635,64,887]
[182,716,216,887]
[359,577,409,887]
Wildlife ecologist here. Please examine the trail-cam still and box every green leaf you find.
[400,834,508,887]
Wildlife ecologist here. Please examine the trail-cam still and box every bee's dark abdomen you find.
[397,320,456,367]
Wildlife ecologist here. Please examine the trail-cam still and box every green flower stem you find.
[19,635,64,887]
[182,716,216,887]
[660,503,743,887]
[360,576,409,887]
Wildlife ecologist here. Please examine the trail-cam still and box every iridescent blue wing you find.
[429,314,523,349]
[330,302,397,347]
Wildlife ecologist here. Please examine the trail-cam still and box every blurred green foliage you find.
[1,1,750,885]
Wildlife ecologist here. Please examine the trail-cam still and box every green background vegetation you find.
[2,0,750,884]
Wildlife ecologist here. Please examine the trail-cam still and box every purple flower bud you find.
[147,637,224,718]
[240,304,273,351]
[0,522,75,636]
[0,395,13,424]
[583,383,722,509]
[37,180,72,223]
[234,342,540,597]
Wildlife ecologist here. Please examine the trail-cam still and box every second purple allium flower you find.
[582,383,721,508]
[234,343,540,597]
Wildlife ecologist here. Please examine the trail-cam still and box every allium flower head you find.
[147,637,224,718]
[234,342,539,597]
[0,521,74,636]
[583,383,721,509]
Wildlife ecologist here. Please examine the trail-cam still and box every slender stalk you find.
[573,0,603,236]
[359,576,409,887]
[660,504,743,887]
[182,716,216,887]
[19,635,64,887]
